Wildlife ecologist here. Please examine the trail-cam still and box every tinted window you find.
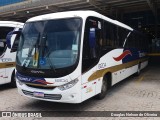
[102,21,130,48]
[125,31,146,50]
[82,17,102,73]
[0,27,14,55]
[17,18,82,69]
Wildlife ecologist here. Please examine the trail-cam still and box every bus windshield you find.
[16,18,82,69]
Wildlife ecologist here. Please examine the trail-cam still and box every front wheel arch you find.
[95,72,111,100]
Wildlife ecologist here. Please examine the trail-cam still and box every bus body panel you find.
[15,11,148,103]
[0,69,5,84]
[4,67,15,84]
[81,66,97,101]
[16,52,83,103]
[80,48,148,102]
[0,21,24,85]
[16,74,82,103]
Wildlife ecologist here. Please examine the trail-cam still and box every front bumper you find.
[16,79,82,103]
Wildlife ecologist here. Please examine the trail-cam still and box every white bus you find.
[13,11,148,103]
[0,21,24,87]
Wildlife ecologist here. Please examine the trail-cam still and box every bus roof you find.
[27,10,133,31]
[0,21,24,27]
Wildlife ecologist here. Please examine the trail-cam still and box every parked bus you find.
[0,21,24,87]
[12,11,148,103]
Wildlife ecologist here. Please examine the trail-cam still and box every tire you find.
[10,71,17,88]
[135,63,141,76]
[95,76,108,100]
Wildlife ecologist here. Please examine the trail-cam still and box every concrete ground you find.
[0,65,160,120]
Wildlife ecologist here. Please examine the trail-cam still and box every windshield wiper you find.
[39,34,56,72]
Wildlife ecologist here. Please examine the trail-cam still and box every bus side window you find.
[118,27,130,47]
[102,21,111,47]
[125,33,133,48]
[102,21,121,49]
[0,27,14,56]
[82,17,102,73]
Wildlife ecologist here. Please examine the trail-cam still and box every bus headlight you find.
[58,79,79,91]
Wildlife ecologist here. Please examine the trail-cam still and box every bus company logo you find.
[17,75,32,82]
[1,58,12,62]
[113,50,132,61]
[32,79,53,85]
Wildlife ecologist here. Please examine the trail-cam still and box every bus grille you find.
[22,90,62,100]
[26,84,55,90]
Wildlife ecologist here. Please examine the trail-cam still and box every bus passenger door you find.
[81,17,102,101]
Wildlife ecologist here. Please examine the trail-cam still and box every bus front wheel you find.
[95,76,108,100]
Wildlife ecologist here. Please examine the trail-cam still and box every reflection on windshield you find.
[17,18,81,69]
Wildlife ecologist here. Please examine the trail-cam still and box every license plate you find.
[33,92,44,98]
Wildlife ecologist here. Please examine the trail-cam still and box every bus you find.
[13,11,148,103]
[0,21,24,87]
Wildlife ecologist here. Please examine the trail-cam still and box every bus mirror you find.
[12,30,21,35]
[6,31,13,49]
[89,28,97,58]
[6,30,21,49]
